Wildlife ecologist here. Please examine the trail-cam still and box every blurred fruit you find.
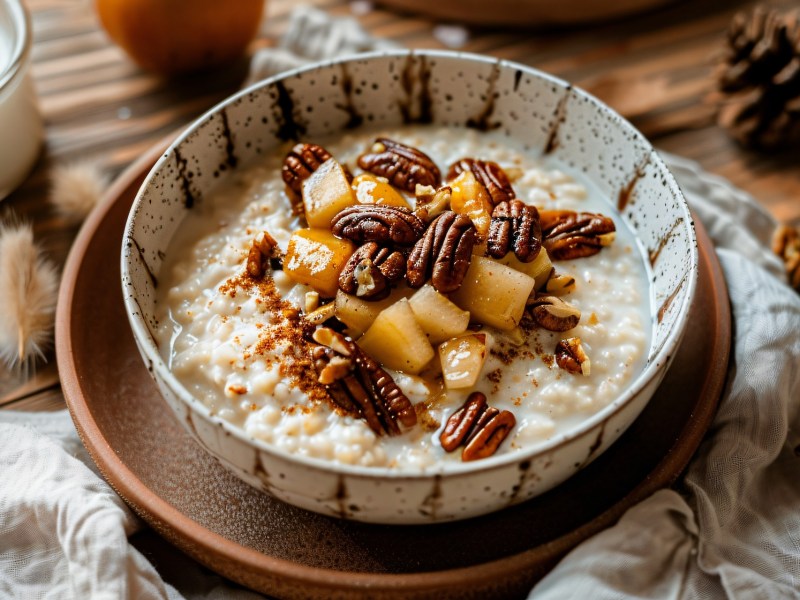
[95,0,264,74]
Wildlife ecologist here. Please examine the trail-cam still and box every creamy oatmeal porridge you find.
[155,126,651,471]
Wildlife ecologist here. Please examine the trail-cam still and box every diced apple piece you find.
[358,299,434,374]
[438,333,488,390]
[352,173,410,208]
[449,170,492,238]
[450,256,535,331]
[284,228,354,297]
[500,247,553,291]
[302,158,358,228]
[408,284,470,345]
[334,287,412,338]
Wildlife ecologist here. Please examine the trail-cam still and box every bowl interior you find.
[122,50,697,475]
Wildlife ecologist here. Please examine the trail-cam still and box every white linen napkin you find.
[2,7,799,599]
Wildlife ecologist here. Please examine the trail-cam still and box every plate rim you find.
[55,139,731,595]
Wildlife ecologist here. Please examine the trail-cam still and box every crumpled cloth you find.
[529,156,800,599]
[2,7,800,599]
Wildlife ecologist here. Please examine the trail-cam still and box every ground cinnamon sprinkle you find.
[220,270,330,407]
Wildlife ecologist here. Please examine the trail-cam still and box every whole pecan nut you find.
[439,391,488,452]
[331,205,425,245]
[447,158,516,206]
[338,242,406,299]
[439,392,516,461]
[539,209,616,261]
[357,138,441,193]
[527,295,581,332]
[312,328,417,435]
[487,200,542,263]
[555,337,591,376]
[407,211,477,293]
[281,143,332,210]
[462,410,516,462]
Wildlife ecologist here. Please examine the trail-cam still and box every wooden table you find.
[2,0,796,409]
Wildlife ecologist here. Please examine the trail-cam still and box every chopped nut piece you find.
[527,295,581,332]
[281,143,332,212]
[414,184,452,222]
[246,230,282,278]
[545,271,576,295]
[486,200,542,263]
[338,242,406,300]
[407,211,477,293]
[439,392,516,461]
[312,327,417,435]
[304,291,320,314]
[447,158,516,206]
[312,327,353,356]
[555,337,591,376]
[539,209,616,260]
[304,302,336,326]
[317,355,352,385]
[331,205,425,245]
[357,138,441,193]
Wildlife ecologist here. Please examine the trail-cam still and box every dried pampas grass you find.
[50,160,109,224]
[0,220,59,374]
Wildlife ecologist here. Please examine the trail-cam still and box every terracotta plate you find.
[56,143,730,600]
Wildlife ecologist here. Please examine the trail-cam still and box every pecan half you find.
[312,328,417,435]
[555,337,591,376]
[539,210,616,261]
[447,158,516,206]
[338,242,406,300]
[527,295,581,332]
[440,392,516,461]
[486,200,542,263]
[246,231,282,278]
[357,138,441,193]
[331,205,425,246]
[407,211,477,293]
[281,143,332,211]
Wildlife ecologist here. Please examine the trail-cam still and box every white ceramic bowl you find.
[121,50,697,524]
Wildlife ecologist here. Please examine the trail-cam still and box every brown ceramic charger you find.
[56,141,730,600]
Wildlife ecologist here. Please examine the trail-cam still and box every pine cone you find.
[714,7,800,149]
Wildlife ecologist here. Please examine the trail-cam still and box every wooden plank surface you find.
[2,0,797,410]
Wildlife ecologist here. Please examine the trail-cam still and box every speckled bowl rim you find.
[122,49,698,480]
[0,0,32,95]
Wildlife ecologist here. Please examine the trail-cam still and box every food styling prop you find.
[95,0,265,74]
[714,6,800,149]
[0,0,43,200]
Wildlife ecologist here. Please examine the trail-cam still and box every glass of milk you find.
[0,0,42,200]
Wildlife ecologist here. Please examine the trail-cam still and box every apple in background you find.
[95,0,265,74]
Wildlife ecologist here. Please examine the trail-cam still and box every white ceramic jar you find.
[0,0,42,200]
